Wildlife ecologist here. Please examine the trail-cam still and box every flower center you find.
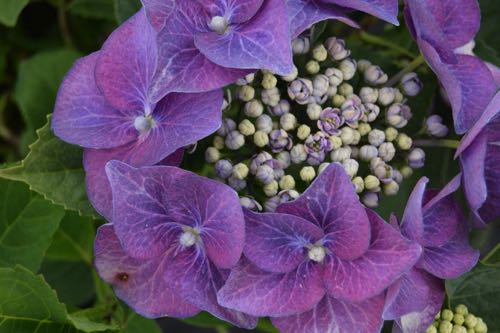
[179,227,200,247]
[134,115,154,134]
[308,245,326,263]
[209,16,229,34]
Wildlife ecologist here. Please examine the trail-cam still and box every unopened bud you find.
[332,94,346,107]
[325,67,343,86]
[312,74,330,97]
[340,127,355,145]
[426,115,449,138]
[240,197,262,211]
[236,73,255,86]
[215,159,232,179]
[378,142,396,162]
[297,124,311,140]
[263,180,279,196]
[205,147,220,163]
[261,87,281,106]
[281,66,298,82]
[325,37,350,61]
[378,87,396,106]
[358,122,371,136]
[357,59,371,73]
[256,114,273,133]
[394,89,404,103]
[228,176,246,191]
[364,175,380,191]
[339,58,357,80]
[338,83,353,96]
[244,99,264,118]
[397,133,413,150]
[253,130,269,147]
[368,129,386,147]
[386,103,412,128]
[439,321,453,333]
[474,319,487,333]
[331,146,351,162]
[312,44,328,61]
[288,78,313,105]
[262,72,277,89]
[451,326,466,333]
[329,135,342,150]
[360,145,378,161]
[238,85,255,102]
[291,144,307,164]
[256,164,275,184]
[292,37,310,55]
[352,176,364,193]
[239,119,255,136]
[384,180,399,196]
[385,127,398,142]
[464,314,477,328]
[400,72,423,96]
[453,314,465,326]
[362,192,379,208]
[276,151,291,169]
[279,175,296,190]
[217,118,236,136]
[364,65,388,85]
[271,99,291,116]
[280,113,297,131]
[225,130,245,150]
[318,162,330,174]
[232,163,249,180]
[300,166,316,182]
[307,103,322,120]
[306,60,320,74]
[360,87,378,104]
[400,165,413,179]
[408,148,425,169]
[213,136,225,150]
[342,159,359,178]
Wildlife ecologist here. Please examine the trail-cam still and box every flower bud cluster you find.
[426,305,488,333]
[203,36,425,210]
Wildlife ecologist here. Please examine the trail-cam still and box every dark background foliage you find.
[0,0,498,332]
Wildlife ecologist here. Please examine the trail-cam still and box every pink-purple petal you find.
[94,224,200,318]
[141,0,175,31]
[277,163,371,260]
[400,177,428,244]
[272,294,385,333]
[52,52,137,149]
[243,209,324,273]
[324,0,399,25]
[323,209,422,302]
[217,258,325,317]
[228,0,265,24]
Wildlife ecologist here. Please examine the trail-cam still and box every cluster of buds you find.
[203,35,425,211]
[426,305,488,333]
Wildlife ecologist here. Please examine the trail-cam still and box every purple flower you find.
[341,95,364,125]
[143,0,293,98]
[269,129,293,152]
[305,132,332,165]
[318,107,344,135]
[456,91,500,225]
[286,0,398,38]
[217,164,421,332]
[288,78,313,105]
[403,0,496,133]
[95,161,257,328]
[383,176,479,333]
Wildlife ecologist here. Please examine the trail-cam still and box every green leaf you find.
[183,312,231,329]
[0,0,29,27]
[14,49,81,142]
[0,178,65,271]
[69,0,116,21]
[482,243,500,267]
[0,117,98,217]
[46,211,95,263]
[446,264,500,332]
[114,0,141,23]
[122,314,162,333]
[476,0,500,66]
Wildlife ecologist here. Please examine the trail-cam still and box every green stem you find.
[386,54,426,87]
[413,139,460,149]
[359,31,417,58]
[215,326,230,333]
[57,0,73,47]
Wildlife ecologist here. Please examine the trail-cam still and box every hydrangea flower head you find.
[142,0,294,98]
[383,176,479,333]
[95,161,257,328]
[218,163,422,333]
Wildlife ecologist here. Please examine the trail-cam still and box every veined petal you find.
[228,0,264,23]
[141,0,175,31]
[324,0,399,25]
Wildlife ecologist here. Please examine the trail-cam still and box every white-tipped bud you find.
[256,164,275,184]
[312,44,328,62]
[238,85,255,102]
[408,148,425,169]
[307,103,322,120]
[340,127,355,145]
[329,135,342,150]
[215,159,233,179]
[213,136,225,150]
[276,151,291,169]
[263,180,279,197]
[360,145,378,161]
[205,147,220,163]
[232,163,249,180]
[225,130,245,150]
[384,181,399,196]
[325,37,350,61]
[306,60,320,74]
[300,166,316,182]
[385,127,398,142]
[209,16,228,34]
[292,37,310,55]
[262,72,278,89]
[359,87,379,104]
[312,74,330,97]
[377,87,396,106]
[362,192,379,208]
[331,146,351,162]
[291,144,307,164]
[352,176,364,193]
[271,99,291,116]
[378,142,396,162]
[253,130,269,147]
[339,58,357,80]
[239,119,255,136]
[244,99,263,118]
[279,175,296,190]
[325,67,343,86]
[396,133,413,150]
[332,94,346,107]
[217,118,236,136]
[297,124,311,140]
[308,245,327,262]
[338,83,353,96]
[281,66,298,82]
[400,165,413,179]
[256,114,273,133]
[364,65,388,85]
[400,72,423,96]
[357,59,371,73]
[368,129,386,146]
[261,87,281,106]
[342,159,359,178]
[364,175,381,191]
[358,122,371,136]
[280,113,297,131]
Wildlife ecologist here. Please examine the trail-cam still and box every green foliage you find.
[476,0,500,66]
[114,0,142,23]
[0,0,29,27]
[482,244,500,267]
[0,117,97,217]
[122,314,162,333]
[70,0,116,21]
[0,178,65,271]
[446,264,500,332]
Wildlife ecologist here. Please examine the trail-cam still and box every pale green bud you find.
[239,119,256,136]
[300,166,316,182]
[329,135,342,150]
[394,88,404,103]
[379,142,396,162]
[232,163,249,179]
[352,130,361,145]
[340,127,355,145]
[332,94,346,107]
[385,127,398,142]
[312,44,328,62]
[400,166,413,179]
[377,87,396,106]
[280,113,297,131]
[262,72,278,89]
[451,326,466,333]
[357,59,371,73]
[244,99,264,117]
[364,175,380,191]
[253,131,269,147]
[281,66,298,82]
[358,122,371,136]
[307,103,322,120]
[453,314,465,326]
[276,151,291,169]
[331,146,351,162]
[279,175,296,190]
[342,159,359,178]
[397,133,413,150]
[225,130,245,150]
[205,147,220,163]
[291,144,307,164]
[439,321,453,333]
[263,180,279,197]
[238,85,255,102]
[261,87,281,106]
[466,329,474,333]
[236,73,255,86]
[359,87,379,104]
[213,136,225,150]
[318,162,330,174]
[464,314,477,328]
[352,176,364,193]
[474,318,487,333]
[442,310,454,322]
[383,180,398,195]
[339,58,357,80]
[297,124,311,140]
[455,305,468,316]
[338,83,353,96]
[306,60,320,74]
[426,326,438,333]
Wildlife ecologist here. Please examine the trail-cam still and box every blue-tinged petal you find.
[94,224,200,318]
[141,0,175,31]
[323,210,422,302]
[195,0,293,75]
[400,177,428,244]
[228,0,264,23]
[52,52,138,149]
[244,209,324,273]
[95,10,158,113]
[218,258,325,317]
[324,0,399,25]
[277,163,371,261]
[272,294,385,333]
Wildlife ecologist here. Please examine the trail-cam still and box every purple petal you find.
[487,62,500,86]
[418,39,496,134]
[164,248,258,329]
[95,9,157,112]
[286,0,358,38]
[228,0,264,23]
[217,258,325,317]
[243,209,324,273]
[195,0,293,76]
[277,163,371,261]
[141,0,175,31]
[460,136,488,215]
[272,294,385,333]
[400,177,428,244]
[52,52,137,149]
[324,0,399,25]
[323,209,422,302]
[383,267,444,321]
[94,224,200,318]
